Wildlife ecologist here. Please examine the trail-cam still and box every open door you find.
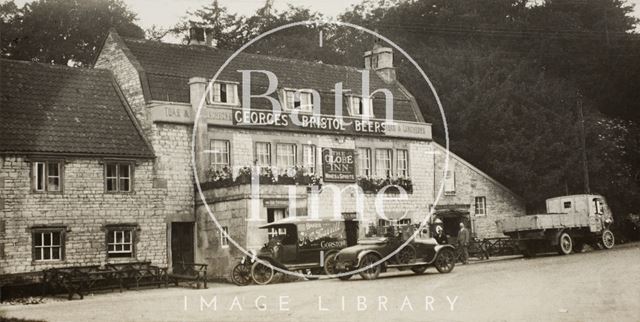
[171,222,194,274]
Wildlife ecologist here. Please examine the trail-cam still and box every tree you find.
[0,0,144,66]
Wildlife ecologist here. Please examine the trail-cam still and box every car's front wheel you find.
[434,248,455,274]
[358,253,381,280]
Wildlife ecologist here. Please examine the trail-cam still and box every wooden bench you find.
[169,262,208,289]
[43,262,168,300]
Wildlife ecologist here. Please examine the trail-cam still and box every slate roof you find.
[116,35,423,122]
[0,59,154,158]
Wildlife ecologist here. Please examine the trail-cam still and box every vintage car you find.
[333,223,456,280]
[234,217,358,285]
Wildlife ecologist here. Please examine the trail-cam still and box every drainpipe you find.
[189,77,209,183]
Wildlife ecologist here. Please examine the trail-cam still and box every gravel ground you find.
[1,242,638,322]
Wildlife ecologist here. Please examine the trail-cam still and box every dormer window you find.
[207,82,238,105]
[284,89,313,112]
[348,96,374,117]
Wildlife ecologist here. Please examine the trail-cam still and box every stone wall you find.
[0,156,167,275]
[431,144,526,238]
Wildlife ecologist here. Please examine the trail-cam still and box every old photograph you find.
[1,0,639,321]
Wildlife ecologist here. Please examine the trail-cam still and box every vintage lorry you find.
[497,194,615,257]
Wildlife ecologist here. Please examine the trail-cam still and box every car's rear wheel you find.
[434,248,455,274]
[358,253,381,280]
[251,261,275,285]
[411,265,427,274]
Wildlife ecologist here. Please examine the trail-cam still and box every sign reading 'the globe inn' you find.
[322,148,356,182]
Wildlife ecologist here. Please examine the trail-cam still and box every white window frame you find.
[33,229,64,261]
[209,140,230,172]
[105,162,133,193]
[397,149,409,177]
[475,196,487,216]
[220,226,229,248]
[348,95,374,117]
[207,81,239,105]
[375,148,393,178]
[276,143,297,170]
[255,142,272,171]
[284,89,313,112]
[357,148,372,177]
[302,144,316,174]
[33,160,62,192]
[107,228,134,258]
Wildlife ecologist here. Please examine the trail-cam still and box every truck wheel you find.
[358,254,381,280]
[323,252,338,275]
[557,232,573,255]
[601,229,615,249]
[251,261,275,285]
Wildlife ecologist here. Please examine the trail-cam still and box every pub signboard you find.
[322,148,356,182]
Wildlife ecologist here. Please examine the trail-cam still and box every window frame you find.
[357,148,372,177]
[220,226,229,248]
[104,161,134,193]
[397,149,409,177]
[32,160,64,193]
[255,142,272,171]
[207,81,239,105]
[209,139,231,173]
[474,196,487,216]
[105,225,137,258]
[32,227,66,262]
[302,144,316,174]
[275,143,297,170]
[375,148,393,178]
[347,95,374,118]
[283,89,314,112]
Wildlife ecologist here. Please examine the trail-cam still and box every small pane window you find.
[220,226,229,248]
[475,197,487,216]
[209,140,231,172]
[208,82,237,104]
[33,229,64,261]
[349,96,374,117]
[563,201,572,209]
[105,162,133,192]
[285,90,313,112]
[106,227,135,258]
[255,142,271,172]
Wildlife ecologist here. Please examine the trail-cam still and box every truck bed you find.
[498,213,590,233]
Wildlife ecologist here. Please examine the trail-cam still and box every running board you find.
[385,261,431,269]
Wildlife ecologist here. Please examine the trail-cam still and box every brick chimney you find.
[188,26,206,46]
[364,39,396,83]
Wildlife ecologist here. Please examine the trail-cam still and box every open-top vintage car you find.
[333,223,456,280]
[232,217,358,285]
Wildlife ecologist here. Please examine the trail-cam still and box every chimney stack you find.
[364,39,396,83]
[188,26,206,46]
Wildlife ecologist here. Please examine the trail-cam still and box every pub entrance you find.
[433,205,471,243]
[171,222,194,274]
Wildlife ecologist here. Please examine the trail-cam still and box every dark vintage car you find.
[233,217,358,285]
[333,223,456,280]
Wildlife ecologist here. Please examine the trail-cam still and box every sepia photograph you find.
[0,0,639,321]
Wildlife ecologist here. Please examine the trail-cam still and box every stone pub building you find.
[0,28,525,281]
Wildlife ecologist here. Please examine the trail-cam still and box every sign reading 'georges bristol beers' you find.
[322,148,356,182]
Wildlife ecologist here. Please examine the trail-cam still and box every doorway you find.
[344,220,359,246]
[171,222,194,274]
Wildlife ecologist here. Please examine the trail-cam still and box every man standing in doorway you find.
[457,222,470,264]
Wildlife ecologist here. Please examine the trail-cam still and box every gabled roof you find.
[107,32,424,123]
[0,59,154,158]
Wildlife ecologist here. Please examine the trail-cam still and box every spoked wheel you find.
[557,232,573,255]
[434,248,455,274]
[358,253,381,280]
[251,261,275,285]
[411,265,427,275]
[231,263,252,286]
[601,229,615,249]
[324,252,338,275]
[396,245,416,265]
